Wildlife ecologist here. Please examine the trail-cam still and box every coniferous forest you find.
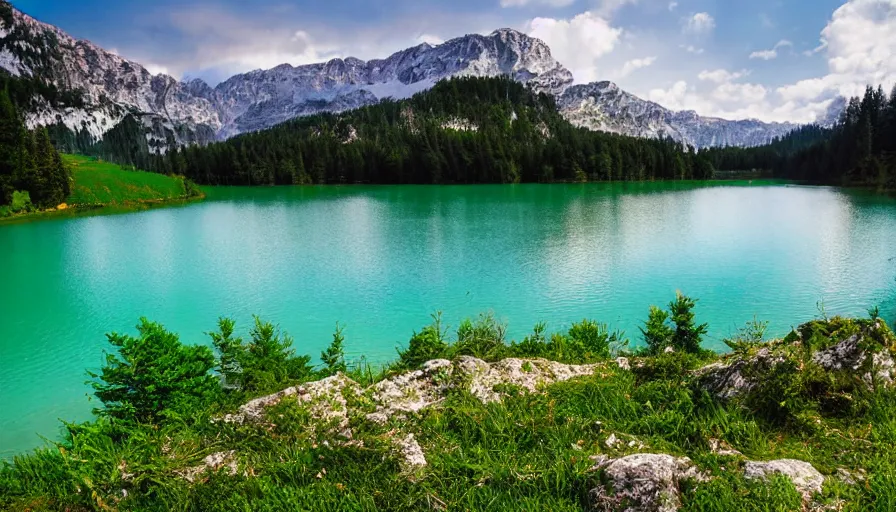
[0,84,71,210]
[75,77,717,186]
[706,85,896,189]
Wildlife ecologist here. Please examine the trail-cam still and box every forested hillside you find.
[707,85,896,189]
[0,84,70,212]
[89,77,715,185]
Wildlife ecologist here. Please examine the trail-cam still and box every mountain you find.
[0,2,219,148]
[0,1,803,150]
[559,81,798,148]
[204,28,573,139]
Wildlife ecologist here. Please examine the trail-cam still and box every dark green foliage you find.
[209,317,314,394]
[723,316,769,353]
[87,318,218,424]
[454,313,508,360]
[63,76,716,186]
[397,313,448,369]
[641,293,707,354]
[709,84,896,189]
[669,293,709,354]
[0,85,71,208]
[321,323,347,375]
[641,305,674,354]
[2,312,895,510]
[633,351,703,382]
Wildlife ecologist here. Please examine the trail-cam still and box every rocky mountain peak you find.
[0,0,805,150]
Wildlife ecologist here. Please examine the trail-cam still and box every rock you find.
[369,359,454,420]
[744,459,825,499]
[708,438,742,457]
[835,468,866,486]
[458,357,598,404]
[663,346,675,354]
[222,373,360,436]
[616,357,631,371]
[394,433,427,472]
[178,451,238,483]
[697,348,784,400]
[589,453,704,512]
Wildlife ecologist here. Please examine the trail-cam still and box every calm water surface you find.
[2,181,896,456]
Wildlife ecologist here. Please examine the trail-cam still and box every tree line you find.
[705,84,896,189]
[68,76,716,186]
[0,83,71,212]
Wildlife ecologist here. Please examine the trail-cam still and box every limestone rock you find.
[697,348,783,400]
[394,433,427,472]
[744,459,825,499]
[589,453,703,511]
[178,451,238,483]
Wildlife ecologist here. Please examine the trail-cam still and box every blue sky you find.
[11,0,896,123]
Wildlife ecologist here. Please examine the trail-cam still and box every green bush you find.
[321,323,347,375]
[454,313,507,360]
[641,293,708,354]
[10,190,32,213]
[398,313,449,369]
[209,317,314,394]
[723,316,769,353]
[88,318,218,424]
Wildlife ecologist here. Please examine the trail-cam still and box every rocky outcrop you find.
[177,451,239,483]
[1,2,807,149]
[588,454,706,512]
[697,319,896,400]
[558,81,798,149]
[696,347,784,400]
[223,373,360,437]
[744,459,825,500]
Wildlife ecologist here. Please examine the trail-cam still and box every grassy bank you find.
[0,295,893,511]
[0,155,203,223]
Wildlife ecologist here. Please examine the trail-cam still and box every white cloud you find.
[500,0,575,7]
[748,39,792,60]
[619,56,657,77]
[775,0,896,119]
[144,63,170,76]
[668,2,678,11]
[416,34,444,46]
[698,69,747,83]
[683,12,715,34]
[527,11,623,82]
[681,45,704,54]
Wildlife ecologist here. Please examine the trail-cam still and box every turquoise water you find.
[1,181,895,456]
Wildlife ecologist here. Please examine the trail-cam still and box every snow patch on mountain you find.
[1,0,807,150]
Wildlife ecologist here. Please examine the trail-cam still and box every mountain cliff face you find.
[196,28,574,139]
[0,2,220,147]
[559,81,798,148]
[0,1,804,149]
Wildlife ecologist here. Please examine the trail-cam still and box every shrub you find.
[398,313,448,369]
[88,318,218,424]
[641,305,674,354]
[723,316,769,353]
[209,317,314,394]
[669,293,708,354]
[321,323,347,375]
[566,319,614,361]
[641,293,708,354]
[511,322,549,358]
[454,313,507,360]
[10,190,32,213]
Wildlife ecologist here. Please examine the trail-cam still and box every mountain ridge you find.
[0,1,803,149]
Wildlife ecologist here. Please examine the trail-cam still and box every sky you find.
[10,0,896,123]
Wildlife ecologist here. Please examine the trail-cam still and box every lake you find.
[1,181,895,457]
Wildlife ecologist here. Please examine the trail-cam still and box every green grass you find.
[1,314,894,511]
[63,154,196,206]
